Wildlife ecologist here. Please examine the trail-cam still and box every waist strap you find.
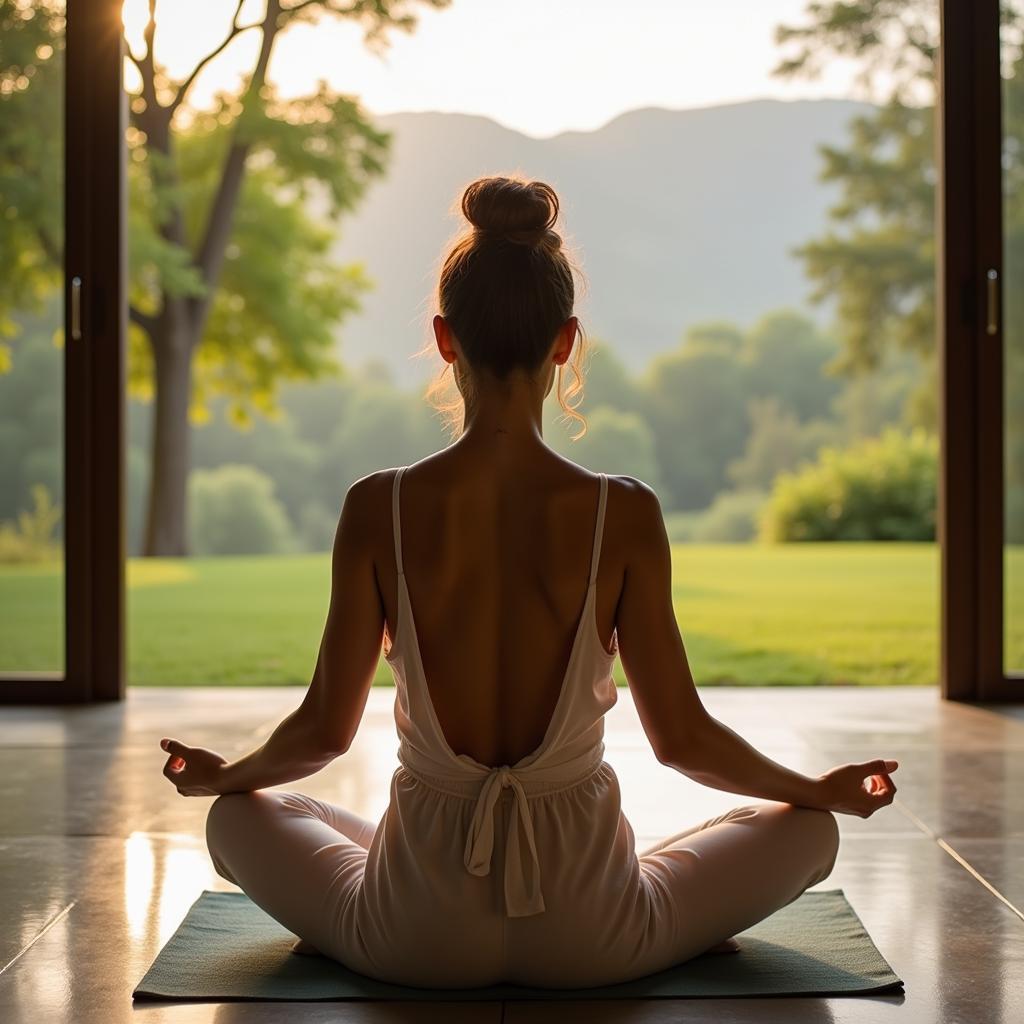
[397,744,605,918]
[464,765,544,918]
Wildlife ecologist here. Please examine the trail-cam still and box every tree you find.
[739,310,843,421]
[127,0,451,555]
[548,405,664,493]
[0,1,63,369]
[773,1,938,423]
[189,464,292,555]
[572,340,646,417]
[1,0,450,556]
[774,1,1024,540]
[726,396,835,492]
[640,343,749,510]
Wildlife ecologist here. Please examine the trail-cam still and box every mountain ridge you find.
[327,97,873,385]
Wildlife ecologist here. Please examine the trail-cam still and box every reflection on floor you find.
[1,685,1021,1023]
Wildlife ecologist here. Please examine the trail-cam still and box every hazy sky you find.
[123,0,869,138]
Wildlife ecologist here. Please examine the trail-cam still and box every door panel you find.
[0,0,125,703]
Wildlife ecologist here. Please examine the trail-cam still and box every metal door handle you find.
[986,268,999,336]
[71,276,82,341]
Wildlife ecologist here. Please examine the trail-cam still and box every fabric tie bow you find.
[463,765,546,917]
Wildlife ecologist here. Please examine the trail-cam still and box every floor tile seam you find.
[933,837,1024,924]
[0,899,77,979]
[896,800,1024,923]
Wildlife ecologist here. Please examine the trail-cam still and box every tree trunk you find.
[135,1,282,556]
[142,303,195,557]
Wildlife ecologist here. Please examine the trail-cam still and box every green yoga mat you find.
[133,888,902,1002]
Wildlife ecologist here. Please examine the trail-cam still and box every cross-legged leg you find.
[638,801,840,965]
[205,789,378,964]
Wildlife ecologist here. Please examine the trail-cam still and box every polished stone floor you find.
[1,685,1022,1023]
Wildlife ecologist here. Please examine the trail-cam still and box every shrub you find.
[664,510,704,543]
[297,499,338,553]
[692,489,769,542]
[0,484,62,564]
[761,428,937,544]
[188,464,293,556]
[759,428,937,541]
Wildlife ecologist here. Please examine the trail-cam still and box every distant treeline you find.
[1,303,947,557]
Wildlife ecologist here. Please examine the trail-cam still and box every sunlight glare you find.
[118,0,873,139]
[123,831,155,943]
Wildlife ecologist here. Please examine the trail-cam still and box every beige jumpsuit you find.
[206,468,841,988]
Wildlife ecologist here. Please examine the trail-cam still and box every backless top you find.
[383,466,619,916]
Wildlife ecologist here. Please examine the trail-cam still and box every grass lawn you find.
[1,543,1020,686]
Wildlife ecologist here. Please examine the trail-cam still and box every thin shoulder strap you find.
[392,466,407,576]
[588,473,608,587]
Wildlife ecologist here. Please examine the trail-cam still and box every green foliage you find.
[0,0,64,366]
[683,321,745,358]
[0,484,61,564]
[123,371,451,556]
[738,310,843,420]
[760,428,938,542]
[127,81,388,423]
[774,1,937,102]
[774,2,938,430]
[774,0,1024,539]
[0,306,62,521]
[727,397,836,492]
[320,380,444,501]
[548,404,663,492]
[188,464,293,556]
[663,510,704,544]
[2,0,451,553]
[795,102,936,380]
[642,343,749,510]
[574,340,646,416]
[296,500,339,554]
[692,489,769,543]
[827,347,921,441]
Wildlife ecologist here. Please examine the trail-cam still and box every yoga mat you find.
[133,888,903,1002]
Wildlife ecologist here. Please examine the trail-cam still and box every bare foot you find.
[290,937,323,957]
[705,936,741,954]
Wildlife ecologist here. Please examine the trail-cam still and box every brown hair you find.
[416,174,590,441]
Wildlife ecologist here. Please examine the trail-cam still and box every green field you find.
[2,544,1021,686]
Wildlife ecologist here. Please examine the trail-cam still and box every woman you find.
[159,175,899,989]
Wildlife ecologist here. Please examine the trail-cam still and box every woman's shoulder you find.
[604,473,661,518]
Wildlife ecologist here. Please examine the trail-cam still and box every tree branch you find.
[124,47,145,78]
[138,0,159,112]
[130,305,158,336]
[280,0,332,15]
[189,1,283,336]
[167,1,259,117]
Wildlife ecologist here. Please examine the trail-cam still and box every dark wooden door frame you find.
[938,0,1019,701]
[0,0,125,703]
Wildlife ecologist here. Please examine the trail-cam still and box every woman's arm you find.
[217,473,387,790]
[662,715,824,807]
[613,475,898,817]
[160,473,388,797]
[215,707,344,794]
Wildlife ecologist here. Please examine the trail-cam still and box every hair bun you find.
[461,176,560,247]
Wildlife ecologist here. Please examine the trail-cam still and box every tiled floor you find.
[1,685,1021,1023]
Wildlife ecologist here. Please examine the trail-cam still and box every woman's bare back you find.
[377,450,623,766]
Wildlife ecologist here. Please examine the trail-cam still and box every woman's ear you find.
[553,316,578,366]
[434,314,458,365]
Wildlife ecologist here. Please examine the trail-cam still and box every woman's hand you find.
[160,737,230,797]
[815,759,899,818]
